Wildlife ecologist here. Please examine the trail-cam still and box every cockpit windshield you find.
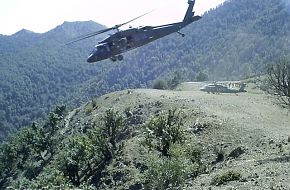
[90,48,97,55]
[97,44,108,53]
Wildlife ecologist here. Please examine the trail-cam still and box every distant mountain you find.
[0,21,107,139]
[12,29,38,37]
[1,0,290,139]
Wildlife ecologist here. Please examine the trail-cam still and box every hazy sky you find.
[0,0,225,35]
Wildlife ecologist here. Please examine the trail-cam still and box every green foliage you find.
[56,109,126,187]
[85,105,94,115]
[57,134,103,186]
[9,167,71,189]
[143,144,202,190]
[153,71,183,90]
[153,79,168,90]
[102,109,125,150]
[2,0,290,140]
[35,171,71,189]
[0,106,65,189]
[0,107,127,189]
[142,109,204,189]
[84,101,98,115]
[0,22,106,140]
[196,71,209,82]
[144,109,185,157]
[211,170,242,186]
[168,71,183,90]
[143,154,188,190]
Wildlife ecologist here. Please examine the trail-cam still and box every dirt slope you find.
[176,82,290,189]
[66,81,290,189]
[135,82,290,189]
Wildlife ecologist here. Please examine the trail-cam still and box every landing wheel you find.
[110,56,117,62]
[117,55,124,61]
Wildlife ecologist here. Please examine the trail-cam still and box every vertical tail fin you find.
[239,83,247,92]
[183,0,195,22]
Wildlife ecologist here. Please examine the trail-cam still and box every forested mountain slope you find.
[0,21,108,138]
[1,0,290,139]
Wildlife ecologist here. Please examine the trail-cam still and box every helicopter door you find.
[118,38,128,49]
[126,36,133,49]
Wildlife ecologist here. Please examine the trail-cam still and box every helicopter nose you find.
[87,54,96,63]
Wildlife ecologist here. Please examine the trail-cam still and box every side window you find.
[97,45,108,53]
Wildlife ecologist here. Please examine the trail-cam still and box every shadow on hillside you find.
[257,155,290,164]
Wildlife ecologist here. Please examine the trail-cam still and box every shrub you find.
[211,170,241,186]
[153,79,168,90]
[57,109,125,187]
[213,145,225,163]
[142,110,204,189]
[168,71,182,89]
[143,109,185,157]
[102,109,125,150]
[85,105,93,115]
[143,144,199,190]
[267,59,290,107]
[196,71,209,82]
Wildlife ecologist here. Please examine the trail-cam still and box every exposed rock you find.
[269,139,275,144]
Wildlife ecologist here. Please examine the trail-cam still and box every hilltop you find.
[1,81,290,189]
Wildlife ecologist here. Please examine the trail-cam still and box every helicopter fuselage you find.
[87,16,201,63]
[75,0,202,62]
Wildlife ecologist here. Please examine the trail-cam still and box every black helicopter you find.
[67,0,201,63]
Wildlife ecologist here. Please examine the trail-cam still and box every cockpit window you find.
[90,48,97,55]
[97,45,108,53]
[141,26,152,31]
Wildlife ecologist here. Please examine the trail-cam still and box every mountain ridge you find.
[0,20,106,36]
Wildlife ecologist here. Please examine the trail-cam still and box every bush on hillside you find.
[143,109,185,157]
[211,170,241,186]
[153,79,168,90]
[267,59,290,108]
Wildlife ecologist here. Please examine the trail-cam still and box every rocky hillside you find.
[1,80,290,189]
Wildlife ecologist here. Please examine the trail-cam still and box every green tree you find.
[57,109,125,187]
[153,79,168,90]
[0,142,18,188]
[102,109,125,150]
[143,143,202,190]
[168,71,183,89]
[144,109,185,157]
[196,71,209,82]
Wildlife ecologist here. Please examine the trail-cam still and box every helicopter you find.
[67,0,201,63]
[200,83,247,94]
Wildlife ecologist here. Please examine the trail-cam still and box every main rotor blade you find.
[66,27,113,45]
[66,11,152,45]
[116,11,153,28]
